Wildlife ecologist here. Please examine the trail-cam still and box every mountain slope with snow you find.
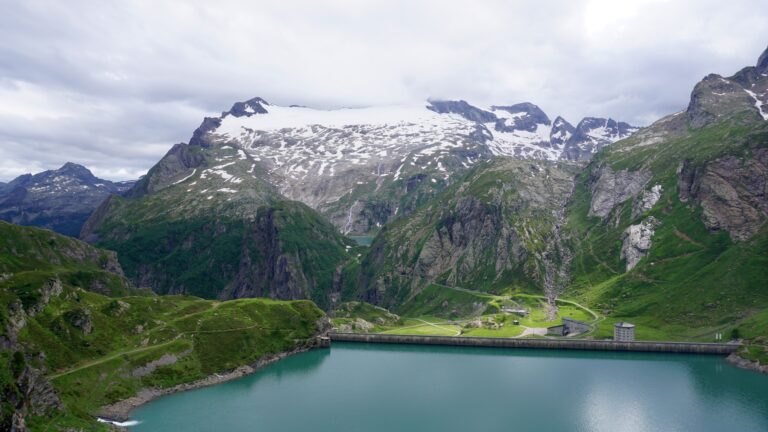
[0,163,134,236]
[191,98,637,234]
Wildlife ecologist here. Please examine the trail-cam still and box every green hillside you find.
[82,142,353,308]
[0,224,327,431]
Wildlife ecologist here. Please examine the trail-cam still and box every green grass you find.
[20,292,323,430]
[563,114,768,352]
[381,321,460,336]
[0,224,327,430]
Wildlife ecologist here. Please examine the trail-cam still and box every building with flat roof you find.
[614,322,636,342]
[546,318,592,337]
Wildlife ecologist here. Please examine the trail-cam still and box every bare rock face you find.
[621,217,660,271]
[632,184,663,218]
[413,195,523,286]
[358,159,577,308]
[16,365,63,417]
[678,149,768,241]
[26,279,63,317]
[3,358,63,432]
[686,74,760,129]
[589,166,652,218]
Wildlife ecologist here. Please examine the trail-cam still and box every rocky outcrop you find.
[686,74,759,129]
[562,118,637,160]
[27,278,63,316]
[589,166,652,218]
[63,307,93,335]
[632,184,663,218]
[427,99,497,123]
[336,318,375,333]
[125,143,206,198]
[727,351,768,374]
[2,360,63,432]
[677,149,768,241]
[491,102,550,132]
[620,217,660,271]
[358,159,577,308]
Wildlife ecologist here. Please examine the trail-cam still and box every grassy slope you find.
[37,294,321,430]
[0,223,326,430]
[0,221,135,299]
[567,116,768,346]
[5,288,323,431]
[90,146,352,307]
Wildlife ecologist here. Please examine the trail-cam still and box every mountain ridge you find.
[0,163,135,237]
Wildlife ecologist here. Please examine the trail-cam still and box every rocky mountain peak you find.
[55,162,98,181]
[491,102,550,122]
[490,102,551,133]
[0,163,135,236]
[225,97,270,118]
[550,116,575,147]
[552,116,571,127]
[757,45,768,74]
[687,73,763,128]
[426,99,497,123]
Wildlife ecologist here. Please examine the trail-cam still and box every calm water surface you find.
[130,343,768,431]
[348,235,374,246]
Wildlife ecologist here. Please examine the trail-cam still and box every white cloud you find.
[0,0,766,181]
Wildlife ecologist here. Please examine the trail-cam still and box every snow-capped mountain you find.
[0,163,134,236]
[184,97,636,234]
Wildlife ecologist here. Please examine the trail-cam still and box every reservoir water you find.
[130,342,768,431]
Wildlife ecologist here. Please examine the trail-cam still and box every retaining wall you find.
[329,333,739,355]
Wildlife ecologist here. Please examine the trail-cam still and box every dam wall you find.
[329,333,739,355]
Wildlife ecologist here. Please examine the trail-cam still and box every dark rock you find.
[123,143,206,199]
[226,97,270,118]
[677,148,768,241]
[426,100,497,123]
[686,74,760,129]
[491,102,551,132]
[0,163,135,237]
[561,117,637,160]
[189,117,223,147]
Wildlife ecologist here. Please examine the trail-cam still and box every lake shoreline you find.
[95,341,325,424]
[726,352,768,374]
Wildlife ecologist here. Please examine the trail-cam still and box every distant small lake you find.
[129,343,768,432]
[348,235,374,246]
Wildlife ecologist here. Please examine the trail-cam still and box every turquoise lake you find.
[129,343,768,431]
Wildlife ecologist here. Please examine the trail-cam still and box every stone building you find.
[546,318,592,336]
[614,322,636,341]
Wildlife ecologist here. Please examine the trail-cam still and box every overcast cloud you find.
[1,0,767,181]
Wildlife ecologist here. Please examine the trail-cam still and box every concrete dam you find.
[329,333,740,355]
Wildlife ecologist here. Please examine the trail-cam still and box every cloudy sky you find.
[1,0,766,181]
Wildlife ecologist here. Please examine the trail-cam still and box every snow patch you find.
[744,89,768,120]
[172,169,197,185]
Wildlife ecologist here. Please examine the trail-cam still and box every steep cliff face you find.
[567,46,768,332]
[588,166,652,218]
[677,149,768,241]
[353,159,578,310]
[82,138,352,308]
